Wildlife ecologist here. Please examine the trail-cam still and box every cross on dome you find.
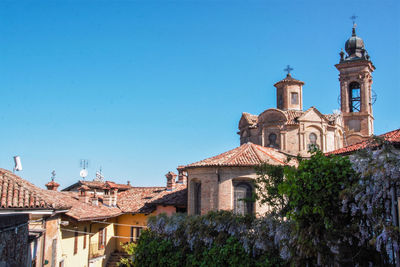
[284,65,293,76]
[350,14,358,26]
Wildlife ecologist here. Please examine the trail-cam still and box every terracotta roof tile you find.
[327,128,400,155]
[185,143,293,168]
[274,74,305,86]
[0,169,70,210]
[283,110,304,125]
[62,180,132,191]
[117,184,187,213]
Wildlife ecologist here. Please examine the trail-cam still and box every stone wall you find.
[0,214,29,267]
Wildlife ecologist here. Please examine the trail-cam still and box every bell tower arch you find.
[335,24,375,145]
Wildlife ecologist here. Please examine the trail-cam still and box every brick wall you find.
[0,214,29,267]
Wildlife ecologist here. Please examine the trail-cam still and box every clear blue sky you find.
[0,0,399,188]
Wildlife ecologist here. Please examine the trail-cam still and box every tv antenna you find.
[79,159,89,180]
[94,166,104,182]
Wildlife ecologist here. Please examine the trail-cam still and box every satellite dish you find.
[80,169,88,179]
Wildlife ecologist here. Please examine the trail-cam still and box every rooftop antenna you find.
[94,166,104,182]
[13,156,22,173]
[79,159,88,180]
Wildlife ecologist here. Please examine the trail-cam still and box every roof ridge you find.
[225,143,252,164]
[252,144,287,165]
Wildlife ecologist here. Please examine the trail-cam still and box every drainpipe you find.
[41,218,47,267]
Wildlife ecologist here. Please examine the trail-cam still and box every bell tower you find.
[335,23,375,145]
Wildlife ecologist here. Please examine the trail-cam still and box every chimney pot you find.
[45,181,60,191]
[165,171,177,191]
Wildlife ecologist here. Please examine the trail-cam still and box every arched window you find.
[349,82,361,112]
[234,182,253,215]
[193,182,201,215]
[308,133,319,150]
[268,133,278,148]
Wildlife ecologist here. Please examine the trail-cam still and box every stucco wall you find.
[116,214,148,251]
[60,221,90,267]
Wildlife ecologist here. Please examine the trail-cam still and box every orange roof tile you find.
[0,169,70,210]
[185,143,292,168]
[117,184,187,214]
[327,128,400,155]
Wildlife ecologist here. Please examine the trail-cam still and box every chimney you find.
[45,181,60,191]
[112,188,118,206]
[78,185,90,203]
[45,170,59,191]
[91,190,98,206]
[165,171,177,191]
[103,182,118,206]
[177,166,187,184]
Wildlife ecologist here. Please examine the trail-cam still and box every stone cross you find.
[284,65,293,75]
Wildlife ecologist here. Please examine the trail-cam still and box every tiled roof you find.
[242,112,258,127]
[185,143,292,168]
[0,169,122,220]
[274,74,305,86]
[327,128,400,155]
[117,184,187,214]
[284,110,304,125]
[0,169,71,210]
[62,180,132,191]
[63,193,121,221]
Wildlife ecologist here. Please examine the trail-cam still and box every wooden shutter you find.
[74,231,78,254]
[98,228,103,250]
[83,227,87,249]
[104,227,107,247]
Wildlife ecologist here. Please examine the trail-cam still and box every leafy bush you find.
[122,211,288,267]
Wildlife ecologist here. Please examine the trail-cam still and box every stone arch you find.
[231,176,255,215]
[306,125,323,151]
[258,108,287,126]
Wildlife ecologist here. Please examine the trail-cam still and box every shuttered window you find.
[83,227,87,249]
[74,231,78,255]
[233,182,254,215]
[98,228,107,250]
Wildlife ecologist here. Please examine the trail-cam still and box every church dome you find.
[343,25,368,61]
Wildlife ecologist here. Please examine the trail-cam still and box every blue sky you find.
[0,0,399,188]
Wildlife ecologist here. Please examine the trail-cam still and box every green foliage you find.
[118,242,135,267]
[254,149,389,265]
[122,211,287,267]
[255,163,290,216]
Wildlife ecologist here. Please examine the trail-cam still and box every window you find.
[233,182,253,215]
[130,227,142,243]
[349,82,361,112]
[98,228,107,250]
[291,92,299,104]
[268,133,278,148]
[194,182,201,215]
[83,227,87,249]
[74,232,78,255]
[308,133,319,150]
[278,94,283,109]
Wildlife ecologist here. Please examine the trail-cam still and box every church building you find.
[185,24,376,215]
